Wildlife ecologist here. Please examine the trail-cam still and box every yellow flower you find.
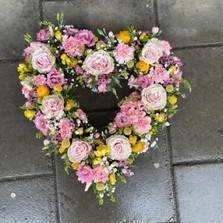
[116,30,132,43]
[53,84,62,92]
[126,60,134,69]
[96,183,105,191]
[123,127,132,136]
[49,130,55,135]
[129,135,137,145]
[77,127,84,135]
[109,173,117,185]
[136,61,150,74]
[94,144,110,157]
[169,95,177,105]
[96,41,103,49]
[139,32,147,41]
[18,73,26,81]
[59,146,66,154]
[61,54,71,65]
[36,85,50,97]
[71,58,78,68]
[155,113,166,123]
[17,63,29,73]
[132,141,144,153]
[72,162,79,170]
[24,110,35,121]
[166,85,174,93]
[93,157,102,165]
[65,100,75,111]
[55,31,62,41]
[61,140,70,148]
[169,65,177,76]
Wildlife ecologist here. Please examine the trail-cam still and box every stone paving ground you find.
[0,0,223,223]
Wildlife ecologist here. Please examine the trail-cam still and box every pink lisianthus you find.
[33,113,49,135]
[161,40,172,55]
[113,43,135,64]
[36,28,50,41]
[59,118,74,140]
[75,30,96,47]
[77,165,94,183]
[47,68,65,88]
[150,64,169,84]
[67,140,92,163]
[76,109,88,123]
[114,112,131,127]
[93,166,109,183]
[133,116,152,134]
[32,75,47,86]
[62,35,84,57]
[136,75,152,88]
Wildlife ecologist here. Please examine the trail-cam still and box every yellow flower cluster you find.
[61,54,78,68]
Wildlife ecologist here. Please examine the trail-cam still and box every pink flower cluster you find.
[59,118,75,140]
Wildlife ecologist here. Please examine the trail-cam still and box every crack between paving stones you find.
[153,0,160,27]
[173,158,223,167]
[173,42,223,50]
[39,0,44,23]
[166,127,180,223]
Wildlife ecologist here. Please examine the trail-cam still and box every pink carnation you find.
[113,43,135,64]
[62,35,84,57]
[93,166,109,183]
[76,109,88,123]
[32,75,47,86]
[150,64,169,84]
[75,30,96,47]
[59,118,74,140]
[161,40,172,55]
[33,113,49,135]
[133,116,152,134]
[115,112,131,127]
[77,165,94,183]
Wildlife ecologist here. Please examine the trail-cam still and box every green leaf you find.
[182,79,192,93]
[24,34,32,43]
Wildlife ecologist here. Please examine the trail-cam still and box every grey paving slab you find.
[0,0,40,59]
[157,0,223,47]
[0,176,57,223]
[0,62,53,179]
[170,47,223,163]
[42,0,156,33]
[55,127,176,223]
[175,164,223,223]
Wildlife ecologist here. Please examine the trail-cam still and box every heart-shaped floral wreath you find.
[18,14,191,204]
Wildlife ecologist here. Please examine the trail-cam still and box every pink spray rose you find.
[82,50,114,76]
[98,83,107,92]
[41,94,64,119]
[141,38,163,64]
[32,75,47,86]
[77,165,94,183]
[62,35,84,57]
[59,118,74,140]
[141,84,167,111]
[67,140,92,163]
[114,112,131,128]
[76,109,88,123]
[93,166,109,183]
[75,30,96,47]
[113,43,135,64]
[106,135,132,161]
[161,40,172,55]
[151,26,159,34]
[133,116,152,134]
[36,28,50,41]
[150,64,169,84]
[33,113,49,135]
[47,68,65,88]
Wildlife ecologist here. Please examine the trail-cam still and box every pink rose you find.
[93,166,109,183]
[141,38,163,64]
[32,75,47,86]
[136,75,152,88]
[75,30,96,47]
[67,140,92,163]
[23,42,44,60]
[32,45,56,73]
[76,109,88,123]
[141,84,167,111]
[77,165,94,183]
[106,135,131,161]
[133,116,152,134]
[115,112,131,127]
[59,118,74,140]
[41,94,64,119]
[152,26,159,34]
[82,50,114,76]
[150,64,169,84]
[47,68,65,88]
[62,35,84,57]
[161,40,172,55]
[113,43,135,64]
[98,83,107,92]
[33,113,49,135]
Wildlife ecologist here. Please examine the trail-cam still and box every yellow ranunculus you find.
[136,61,150,74]
[126,60,134,69]
[53,84,62,92]
[109,173,117,185]
[129,135,137,145]
[116,30,132,43]
[24,110,35,121]
[96,41,103,50]
[36,85,50,97]
[65,100,75,111]
[96,183,105,191]
[55,31,62,41]
[132,141,144,153]
[72,162,79,170]
[61,140,70,148]
[169,95,177,105]
[59,146,66,154]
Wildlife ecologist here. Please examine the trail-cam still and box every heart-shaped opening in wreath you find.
[18,14,190,205]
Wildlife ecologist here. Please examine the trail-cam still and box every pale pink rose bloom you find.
[82,50,114,76]
[93,166,109,183]
[77,165,94,183]
[113,43,135,64]
[76,109,88,123]
[133,116,152,134]
[161,40,172,55]
[98,83,107,92]
[32,75,47,86]
[62,35,84,57]
[75,30,96,47]
[41,94,64,119]
[152,26,159,34]
[59,118,74,140]
[150,64,169,84]
[32,46,56,73]
[33,113,49,135]
[23,42,43,60]
[141,38,163,64]
[67,140,92,163]
[115,112,131,127]
[141,84,167,111]
[106,135,132,161]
